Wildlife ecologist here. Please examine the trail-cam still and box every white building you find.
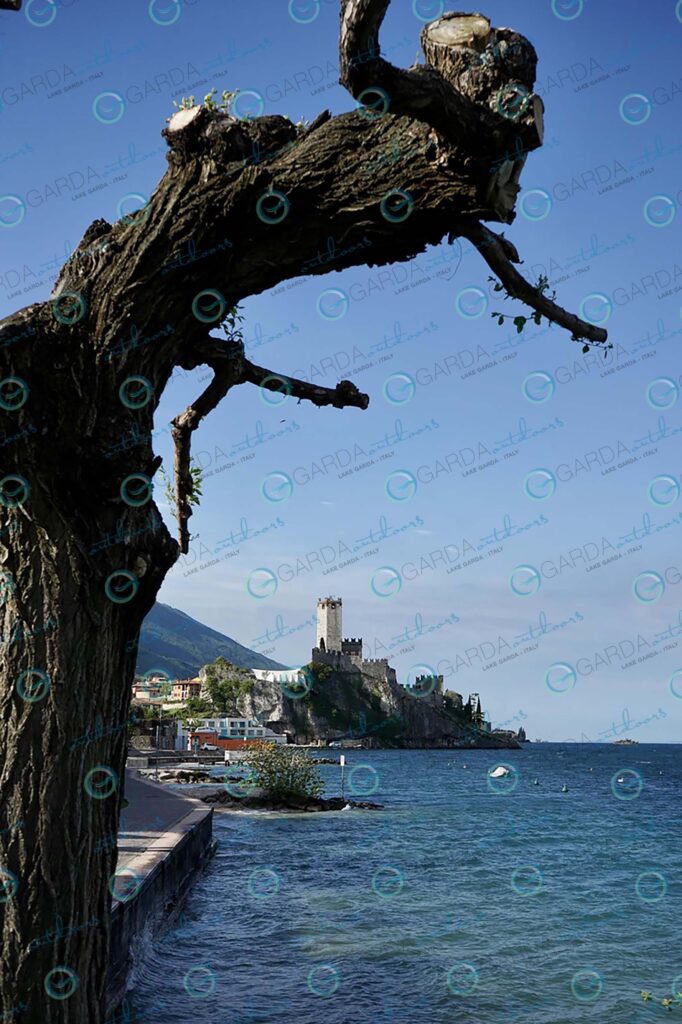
[175,716,287,750]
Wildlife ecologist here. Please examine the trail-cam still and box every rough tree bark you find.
[0,2,608,1021]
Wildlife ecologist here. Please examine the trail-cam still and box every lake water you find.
[128,744,681,1024]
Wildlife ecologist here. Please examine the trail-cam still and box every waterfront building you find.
[175,717,287,751]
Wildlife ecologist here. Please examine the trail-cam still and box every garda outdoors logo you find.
[223,765,258,799]
[116,192,150,227]
[92,91,126,125]
[643,194,676,228]
[632,570,665,603]
[288,0,320,23]
[522,371,555,404]
[279,667,314,700]
[308,964,340,998]
[646,377,678,409]
[0,571,15,607]
[571,970,603,1003]
[120,474,153,507]
[104,570,139,604]
[16,669,51,703]
[184,966,217,999]
[648,474,680,508]
[371,865,404,898]
[405,663,439,698]
[0,194,26,228]
[316,288,350,320]
[511,864,543,896]
[356,87,391,120]
[669,669,682,699]
[380,189,414,223]
[348,763,380,796]
[261,471,294,503]
[230,90,266,120]
[545,662,577,693]
[486,762,519,795]
[677,0,682,21]
[455,286,488,320]
[0,376,29,411]
[256,190,290,225]
[83,765,118,800]
[509,564,542,597]
[495,83,530,121]
[370,566,402,598]
[579,293,612,326]
[519,188,553,222]
[108,868,142,903]
[412,0,445,21]
[141,668,175,701]
[610,768,643,801]
[385,470,418,502]
[192,289,227,324]
[248,867,281,900]
[44,967,79,1001]
[259,374,292,407]
[25,0,57,27]
[551,0,583,19]
[119,375,154,409]
[446,963,479,996]
[635,870,667,904]
[619,93,652,126]
[246,568,278,599]
[524,468,556,501]
[383,372,416,405]
[148,0,181,25]
[52,291,87,325]
[0,475,30,508]
[0,868,19,903]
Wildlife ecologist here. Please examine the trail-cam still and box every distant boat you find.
[561,784,568,793]
[613,738,638,745]
[489,766,510,778]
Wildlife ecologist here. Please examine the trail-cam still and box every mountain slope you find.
[137,602,287,678]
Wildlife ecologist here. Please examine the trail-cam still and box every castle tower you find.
[317,597,342,653]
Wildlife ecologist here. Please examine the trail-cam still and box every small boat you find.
[489,766,510,778]
[561,784,568,793]
[533,778,539,786]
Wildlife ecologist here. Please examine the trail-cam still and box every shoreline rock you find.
[200,791,384,813]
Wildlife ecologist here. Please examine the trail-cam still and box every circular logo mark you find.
[0,571,15,607]
[316,288,350,321]
[668,668,682,700]
[51,291,87,325]
[0,868,19,902]
[446,963,479,996]
[288,0,320,23]
[259,374,292,407]
[104,570,139,604]
[644,194,676,228]
[246,568,278,599]
[579,293,612,326]
[0,194,26,229]
[380,189,414,223]
[371,865,404,898]
[184,965,217,999]
[646,377,678,409]
[16,668,51,703]
[261,471,294,503]
[486,763,519,795]
[308,964,340,997]
[248,867,281,899]
[610,768,643,801]
[120,473,153,507]
[141,668,175,701]
[524,468,556,501]
[279,666,314,700]
[44,966,79,1001]
[0,475,30,508]
[0,376,29,411]
[412,0,445,21]
[519,188,553,222]
[632,570,665,604]
[84,765,118,800]
[455,286,488,320]
[119,375,154,409]
[25,0,57,27]
[256,189,290,224]
[570,969,603,1003]
[223,765,258,799]
[619,93,651,126]
[92,91,126,124]
[509,564,541,597]
[347,763,379,796]
[545,662,577,694]
[648,474,680,508]
[108,868,142,902]
[230,90,265,121]
[635,870,667,903]
[551,0,583,19]
[148,0,181,25]
[495,83,530,120]
[405,663,439,698]
[115,192,150,227]
[383,372,416,405]
[385,470,417,502]
[511,864,543,896]
[356,86,391,120]
[522,371,555,404]
[192,289,227,323]
[370,566,402,598]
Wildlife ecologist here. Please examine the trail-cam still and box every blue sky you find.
[2,0,682,740]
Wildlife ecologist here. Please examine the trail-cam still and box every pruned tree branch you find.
[0,0,22,9]
[240,358,370,410]
[460,221,608,343]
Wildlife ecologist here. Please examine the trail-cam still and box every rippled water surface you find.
[129,744,681,1024]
